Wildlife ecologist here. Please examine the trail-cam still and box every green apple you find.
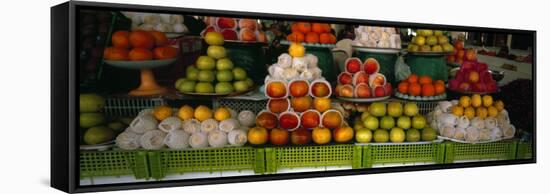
[232,67,247,81]
[390,127,405,143]
[197,70,215,82]
[403,102,419,116]
[194,82,214,93]
[432,45,443,52]
[216,70,234,82]
[422,127,437,141]
[408,44,419,52]
[426,36,438,46]
[196,55,216,70]
[360,111,370,121]
[434,30,443,36]
[206,45,226,59]
[355,129,372,143]
[420,45,431,52]
[363,115,379,130]
[215,82,235,94]
[233,80,249,92]
[174,78,186,88]
[387,102,403,117]
[380,116,395,129]
[443,43,454,52]
[368,102,386,117]
[414,36,426,46]
[177,80,196,93]
[373,129,389,143]
[406,129,421,142]
[396,116,411,129]
[437,35,448,45]
[186,66,199,81]
[244,78,254,88]
[412,115,427,129]
[216,58,234,71]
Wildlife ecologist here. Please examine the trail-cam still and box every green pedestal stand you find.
[406,53,448,81]
[355,48,399,85]
[224,41,268,83]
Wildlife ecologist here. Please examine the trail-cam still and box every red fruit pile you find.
[287,22,336,44]
[201,17,267,43]
[335,58,392,98]
[448,61,497,93]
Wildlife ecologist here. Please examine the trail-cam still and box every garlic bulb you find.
[438,101,452,113]
[154,23,173,32]
[277,53,292,68]
[200,119,219,133]
[457,116,470,129]
[238,110,255,127]
[479,128,491,141]
[172,23,188,33]
[484,117,498,129]
[182,119,201,134]
[502,123,516,138]
[189,132,208,148]
[470,117,485,129]
[453,127,467,140]
[164,130,190,149]
[441,125,456,138]
[490,127,503,140]
[219,118,240,133]
[142,13,161,24]
[304,54,318,68]
[139,130,166,150]
[129,114,158,134]
[158,116,182,132]
[465,127,480,142]
[169,14,184,24]
[292,57,308,73]
[282,68,299,80]
[208,130,228,148]
[159,14,171,24]
[116,130,141,150]
[227,130,247,146]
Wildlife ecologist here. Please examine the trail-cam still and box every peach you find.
[256,111,278,129]
[279,112,300,130]
[267,98,289,114]
[266,81,287,98]
[313,97,331,113]
[354,83,371,98]
[384,83,393,96]
[238,19,257,30]
[289,80,309,97]
[345,58,362,73]
[290,96,312,112]
[221,29,238,40]
[310,81,331,98]
[301,110,320,129]
[339,84,354,98]
[321,110,343,129]
[217,17,236,29]
[338,72,353,85]
[363,58,380,75]
[353,72,369,85]
[373,85,386,97]
[369,73,386,87]
[239,28,257,41]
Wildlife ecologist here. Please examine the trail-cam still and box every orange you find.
[418,75,433,85]
[421,84,435,96]
[407,74,419,84]
[129,48,153,61]
[434,80,445,86]
[129,30,154,49]
[103,47,128,60]
[153,46,178,59]
[290,23,300,32]
[111,31,130,48]
[288,42,305,57]
[311,23,325,34]
[322,24,332,33]
[148,30,168,46]
[305,32,319,43]
[296,22,311,34]
[328,34,337,44]
[319,33,332,44]
[287,32,305,42]
[291,96,313,112]
[408,83,421,96]
[153,105,173,121]
[434,82,445,95]
[397,81,409,94]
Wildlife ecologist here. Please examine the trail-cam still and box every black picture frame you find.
[51,1,536,193]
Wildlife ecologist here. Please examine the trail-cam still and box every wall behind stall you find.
[0,0,547,194]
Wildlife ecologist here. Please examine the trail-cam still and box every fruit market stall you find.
[75,9,534,186]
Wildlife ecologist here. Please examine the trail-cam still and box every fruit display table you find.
[361,141,446,168]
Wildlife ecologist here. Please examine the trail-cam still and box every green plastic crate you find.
[148,147,265,180]
[362,142,445,168]
[79,150,149,179]
[516,141,533,159]
[265,144,362,173]
[444,140,518,163]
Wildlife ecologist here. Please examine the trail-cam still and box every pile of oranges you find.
[287,22,337,44]
[103,30,177,61]
[397,74,445,97]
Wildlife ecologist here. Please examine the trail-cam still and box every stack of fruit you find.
[334,58,392,99]
[445,40,475,64]
[121,12,188,34]
[286,22,337,45]
[427,94,516,143]
[353,102,437,143]
[201,17,267,43]
[352,26,401,49]
[447,60,497,93]
[103,30,177,61]
[266,43,323,82]
[175,32,253,94]
[80,94,117,146]
[395,74,446,100]
[116,105,255,150]
[407,29,454,53]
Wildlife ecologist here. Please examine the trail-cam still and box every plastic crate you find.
[362,142,446,168]
[444,140,518,163]
[79,150,149,179]
[213,98,267,114]
[147,147,265,180]
[516,141,533,159]
[264,144,362,173]
[103,96,166,117]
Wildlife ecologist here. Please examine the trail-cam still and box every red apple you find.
[480,71,493,83]
[268,98,290,113]
[301,110,321,129]
[339,84,354,97]
[266,81,287,98]
[353,72,369,85]
[354,83,371,98]
[472,82,487,92]
[256,111,278,129]
[455,69,466,82]
[333,126,354,143]
[462,61,475,71]
[321,110,343,129]
[363,58,380,74]
[345,58,362,73]
[459,82,471,92]
[279,112,300,130]
[221,29,238,40]
[373,85,386,97]
[338,72,353,85]
[311,81,331,98]
[486,81,498,92]
[291,127,312,145]
[477,62,488,72]
[468,71,480,83]
[384,83,393,96]
[369,73,386,87]
[289,80,309,97]
[270,128,289,146]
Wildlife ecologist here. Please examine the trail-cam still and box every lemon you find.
[494,100,505,112]
[288,42,305,57]
[459,96,471,107]
[204,32,224,46]
[214,107,231,121]
[451,105,464,117]
[194,105,213,122]
[464,107,475,119]
[482,95,493,107]
[153,106,173,121]
[177,105,195,120]
[476,107,488,119]
[487,106,498,117]
[471,94,482,108]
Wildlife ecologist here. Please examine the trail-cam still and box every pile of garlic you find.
[267,53,323,82]
[121,12,188,33]
[352,26,401,49]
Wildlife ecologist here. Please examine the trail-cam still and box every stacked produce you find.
[395,74,446,100]
[286,22,337,44]
[447,59,497,93]
[445,39,471,64]
[351,26,401,49]
[103,30,177,61]
[116,105,254,150]
[121,12,189,34]
[334,58,392,99]
[407,29,454,53]
[353,102,436,143]
[80,94,118,145]
[175,32,253,94]
[427,94,515,142]
[201,17,267,43]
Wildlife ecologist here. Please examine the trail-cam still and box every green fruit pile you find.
[353,101,436,143]
[175,32,253,94]
[80,94,117,145]
[407,29,454,53]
